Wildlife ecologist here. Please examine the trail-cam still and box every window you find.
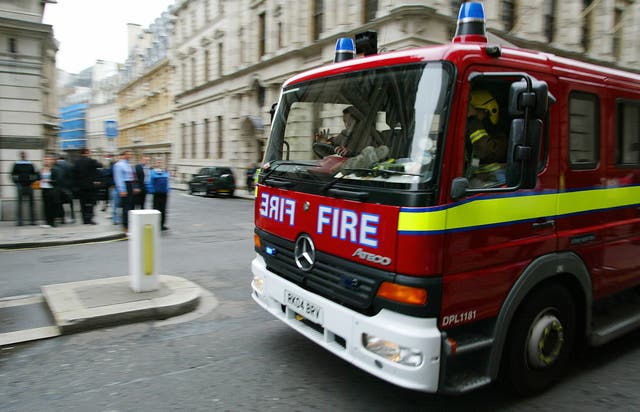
[463,81,512,188]
[569,92,599,169]
[191,56,197,88]
[218,42,224,77]
[616,100,640,166]
[204,49,210,82]
[181,123,187,158]
[181,62,187,92]
[543,0,556,43]
[363,0,378,22]
[8,38,17,53]
[451,0,463,16]
[259,12,266,58]
[312,0,323,41]
[502,0,516,32]
[613,5,623,61]
[191,121,197,158]
[217,116,224,159]
[582,0,593,53]
[278,22,283,49]
[205,0,211,22]
[204,118,211,158]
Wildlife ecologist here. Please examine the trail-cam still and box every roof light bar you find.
[334,37,356,63]
[453,2,487,43]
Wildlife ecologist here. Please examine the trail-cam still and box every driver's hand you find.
[315,129,330,142]
[334,146,349,156]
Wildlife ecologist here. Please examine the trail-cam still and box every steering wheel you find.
[313,142,336,158]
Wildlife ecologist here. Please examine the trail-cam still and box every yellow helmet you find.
[470,90,499,125]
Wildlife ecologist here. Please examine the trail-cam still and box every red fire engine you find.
[251,2,640,394]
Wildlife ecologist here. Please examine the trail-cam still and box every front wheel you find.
[503,283,576,395]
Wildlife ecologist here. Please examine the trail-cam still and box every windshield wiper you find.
[260,161,323,189]
[341,168,422,178]
[260,161,316,182]
[321,167,422,192]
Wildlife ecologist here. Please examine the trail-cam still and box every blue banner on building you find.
[104,120,118,138]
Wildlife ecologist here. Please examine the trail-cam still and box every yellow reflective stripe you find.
[476,163,501,173]
[398,208,448,232]
[398,186,640,233]
[469,129,488,144]
[557,186,640,215]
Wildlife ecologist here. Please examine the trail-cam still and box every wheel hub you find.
[527,312,564,368]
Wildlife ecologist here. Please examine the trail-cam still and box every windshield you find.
[264,62,453,188]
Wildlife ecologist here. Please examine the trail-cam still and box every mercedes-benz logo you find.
[294,234,316,271]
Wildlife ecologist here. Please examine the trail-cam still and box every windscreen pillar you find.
[129,210,161,292]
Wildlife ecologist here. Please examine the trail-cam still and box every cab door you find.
[439,67,559,328]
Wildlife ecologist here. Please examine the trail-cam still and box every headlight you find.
[362,334,423,367]
[252,275,264,294]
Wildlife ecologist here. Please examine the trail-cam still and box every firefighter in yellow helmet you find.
[465,89,507,188]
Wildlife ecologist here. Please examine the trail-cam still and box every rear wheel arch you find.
[488,252,592,382]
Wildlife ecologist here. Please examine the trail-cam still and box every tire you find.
[188,186,194,195]
[502,283,576,395]
[229,190,235,197]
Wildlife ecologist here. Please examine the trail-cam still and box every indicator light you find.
[377,282,428,305]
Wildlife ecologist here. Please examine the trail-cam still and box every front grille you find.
[258,229,394,315]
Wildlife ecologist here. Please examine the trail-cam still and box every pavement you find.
[0,190,255,346]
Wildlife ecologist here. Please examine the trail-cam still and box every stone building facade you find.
[116,12,174,166]
[0,0,57,221]
[169,0,639,188]
[86,61,120,162]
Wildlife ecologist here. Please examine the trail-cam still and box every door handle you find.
[532,220,555,230]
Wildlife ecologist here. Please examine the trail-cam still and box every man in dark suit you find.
[11,151,38,226]
[73,148,101,224]
[57,154,75,223]
[134,155,150,209]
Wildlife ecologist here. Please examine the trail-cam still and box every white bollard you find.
[129,210,161,292]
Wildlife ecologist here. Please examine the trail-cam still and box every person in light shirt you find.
[113,150,139,232]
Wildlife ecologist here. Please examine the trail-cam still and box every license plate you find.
[285,290,322,323]
[218,189,229,192]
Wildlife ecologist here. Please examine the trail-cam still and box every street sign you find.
[104,120,118,138]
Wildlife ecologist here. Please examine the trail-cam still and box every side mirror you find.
[506,118,542,189]
[509,79,549,119]
[450,177,469,200]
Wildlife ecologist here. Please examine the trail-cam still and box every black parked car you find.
[188,166,235,197]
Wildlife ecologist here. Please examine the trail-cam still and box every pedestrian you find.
[10,151,38,226]
[246,164,256,193]
[73,148,101,224]
[56,153,75,223]
[134,155,151,209]
[113,150,138,232]
[39,153,62,228]
[99,165,113,212]
[149,159,170,231]
[109,160,121,225]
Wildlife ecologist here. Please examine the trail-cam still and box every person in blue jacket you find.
[148,159,170,231]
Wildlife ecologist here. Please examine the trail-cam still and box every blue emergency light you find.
[453,1,487,42]
[334,37,356,63]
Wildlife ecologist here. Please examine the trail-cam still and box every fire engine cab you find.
[251,2,640,394]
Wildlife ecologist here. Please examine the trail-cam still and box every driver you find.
[315,106,365,157]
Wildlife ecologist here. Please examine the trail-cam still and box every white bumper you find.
[251,255,442,392]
